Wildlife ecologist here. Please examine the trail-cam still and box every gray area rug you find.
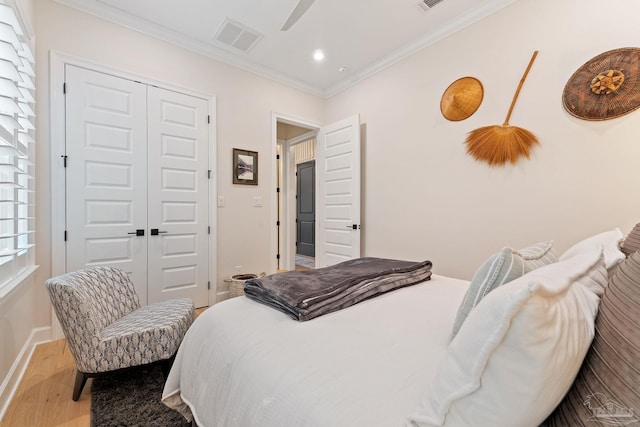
[91,365,190,427]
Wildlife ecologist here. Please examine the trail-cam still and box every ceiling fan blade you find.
[280,0,316,31]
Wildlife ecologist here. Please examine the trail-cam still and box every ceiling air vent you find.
[418,0,444,11]
[214,19,262,53]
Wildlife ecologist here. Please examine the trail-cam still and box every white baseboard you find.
[216,290,230,303]
[0,327,52,422]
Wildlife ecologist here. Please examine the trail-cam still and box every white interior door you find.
[147,87,210,305]
[315,115,361,267]
[64,65,149,301]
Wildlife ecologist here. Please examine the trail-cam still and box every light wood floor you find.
[1,307,208,427]
[1,339,90,427]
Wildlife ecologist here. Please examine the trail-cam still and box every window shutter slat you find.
[18,42,32,62]
[0,77,21,97]
[18,72,33,89]
[18,86,32,103]
[0,41,18,65]
[0,23,20,49]
[0,5,22,35]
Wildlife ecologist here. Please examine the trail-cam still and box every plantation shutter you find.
[0,1,35,291]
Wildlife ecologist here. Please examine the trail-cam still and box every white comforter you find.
[162,274,469,427]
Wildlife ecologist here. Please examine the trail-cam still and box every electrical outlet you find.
[253,196,263,207]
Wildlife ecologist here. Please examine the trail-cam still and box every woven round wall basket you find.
[440,76,484,121]
[225,272,266,298]
[563,47,640,120]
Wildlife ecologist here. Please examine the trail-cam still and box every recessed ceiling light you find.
[313,49,325,61]
[338,67,347,72]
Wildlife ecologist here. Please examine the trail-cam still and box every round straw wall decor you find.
[440,77,484,121]
[563,47,640,120]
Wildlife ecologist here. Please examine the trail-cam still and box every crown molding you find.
[324,0,519,97]
[53,0,326,97]
[54,0,518,99]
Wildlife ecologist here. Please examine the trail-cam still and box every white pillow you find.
[450,241,557,338]
[560,228,624,272]
[408,246,606,427]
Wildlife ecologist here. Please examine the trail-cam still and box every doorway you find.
[271,113,362,273]
[275,118,318,271]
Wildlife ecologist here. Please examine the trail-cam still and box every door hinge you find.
[207,281,211,290]
[276,220,280,226]
[276,254,280,260]
[276,154,280,160]
[61,155,68,167]
[64,230,67,241]
[63,82,66,94]
[276,187,280,193]
[207,115,210,124]
[208,170,211,179]
[208,226,211,234]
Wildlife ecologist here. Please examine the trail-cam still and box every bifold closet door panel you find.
[64,64,149,302]
[146,86,210,306]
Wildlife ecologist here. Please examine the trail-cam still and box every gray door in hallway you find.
[296,160,315,257]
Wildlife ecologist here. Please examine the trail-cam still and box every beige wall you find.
[277,122,314,140]
[326,0,640,279]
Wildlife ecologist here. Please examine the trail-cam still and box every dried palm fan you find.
[465,51,539,166]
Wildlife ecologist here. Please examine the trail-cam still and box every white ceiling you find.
[54,0,519,97]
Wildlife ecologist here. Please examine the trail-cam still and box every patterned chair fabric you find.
[45,266,195,400]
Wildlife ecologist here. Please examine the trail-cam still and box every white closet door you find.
[146,87,210,306]
[64,65,149,302]
[315,115,361,267]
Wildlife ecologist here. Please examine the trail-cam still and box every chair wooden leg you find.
[160,356,175,379]
[72,370,88,401]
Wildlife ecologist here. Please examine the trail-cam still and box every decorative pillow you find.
[545,251,640,426]
[621,223,640,256]
[559,228,624,272]
[450,241,557,338]
[408,247,606,427]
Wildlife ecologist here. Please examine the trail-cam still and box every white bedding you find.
[162,274,469,427]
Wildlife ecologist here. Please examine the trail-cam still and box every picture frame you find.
[233,148,258,185]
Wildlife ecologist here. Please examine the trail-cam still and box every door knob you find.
[127,229,145,236]
[150,228,168,236]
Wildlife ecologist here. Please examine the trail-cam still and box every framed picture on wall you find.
[233,148,258,185]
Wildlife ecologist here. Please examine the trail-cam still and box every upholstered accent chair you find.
[45,267,195,401]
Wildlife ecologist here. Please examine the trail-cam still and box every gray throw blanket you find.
[243,257,432,321]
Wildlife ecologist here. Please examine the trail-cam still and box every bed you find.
[162,228,640,427]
